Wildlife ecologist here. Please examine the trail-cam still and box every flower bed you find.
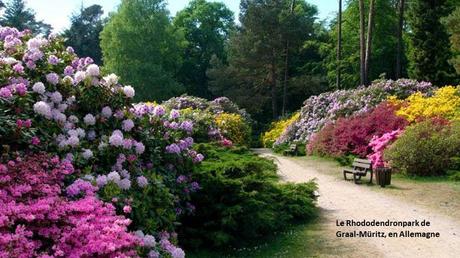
[0,26,200,257]
[163,95,252,146]
[306,102,407,158]
[262,112,299,148]
[276,79,434,145]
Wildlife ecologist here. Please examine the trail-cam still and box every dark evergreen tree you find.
[63,5,105,65]
[0,0,52,35]
[444,6,460,75]
[208,0,325,121]
[407,0,457,85]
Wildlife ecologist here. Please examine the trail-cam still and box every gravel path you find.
[255,149,460,258]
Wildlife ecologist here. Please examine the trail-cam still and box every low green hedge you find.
[179,144,317,249]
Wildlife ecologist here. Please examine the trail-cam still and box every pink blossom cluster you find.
[0,154,139,257]
[368,129,403,168]
[0,26,208,257]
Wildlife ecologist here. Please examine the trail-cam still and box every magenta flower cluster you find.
[0,26,202,257]
[368,129,402,168]
[0,154,139,257]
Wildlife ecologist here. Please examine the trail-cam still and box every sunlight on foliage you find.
[262,113,300,148]
[394,86,460,122]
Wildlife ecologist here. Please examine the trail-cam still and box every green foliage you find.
[0,0,51,35]
[179,144,317,249]
[447,170,460,181]
[407,0,458,85]
[444,6,460,74]
[207,0,327,122]
[173,0,234,98]
[385,120,460,176]
[326,0,402,89]
[100,0,185,101]
[63,5,105,64]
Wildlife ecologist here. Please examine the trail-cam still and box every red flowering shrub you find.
[0,154,139,257]
[307,102,408,158]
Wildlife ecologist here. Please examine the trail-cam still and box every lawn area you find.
[290,155,460,220]
[187,216,348,258]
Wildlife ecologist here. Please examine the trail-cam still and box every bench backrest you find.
[352,158,372,171]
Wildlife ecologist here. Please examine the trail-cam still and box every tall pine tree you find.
[63,5,105,65]
[0,0,52,35]
[407,0,457,85]
[208,0,323,121]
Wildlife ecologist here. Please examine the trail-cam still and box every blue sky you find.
[27,0,338,33]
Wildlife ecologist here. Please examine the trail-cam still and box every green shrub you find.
[385,120,460,176]
[447,170,460,181]
[179,144,317,249]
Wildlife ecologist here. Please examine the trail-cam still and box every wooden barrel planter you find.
[375,167,392,187]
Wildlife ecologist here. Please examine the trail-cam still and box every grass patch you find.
[186,217,339,258]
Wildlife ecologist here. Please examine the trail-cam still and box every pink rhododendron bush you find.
[0,154,138,257]
[0,26,202,257]
[306,102,408,158]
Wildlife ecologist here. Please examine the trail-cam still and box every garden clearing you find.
[255,149,460,258]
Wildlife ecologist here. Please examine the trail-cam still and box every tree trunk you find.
[271,48,278,119]
[336,0,342,89]
[364,0,375,85]
[282,0,295,116]
[396,0,405,79]
[359,0,366,86]
[282,40,289,116]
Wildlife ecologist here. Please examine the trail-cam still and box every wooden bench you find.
[343,158,373,184]
[283,144,298,156]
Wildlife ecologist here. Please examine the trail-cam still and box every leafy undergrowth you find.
[186,219,324,258]
[179,144,318,251]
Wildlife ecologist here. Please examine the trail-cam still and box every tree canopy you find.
[208,0,327,122]
[100,0,185,101]
[0,0,52,35]
[63,4,105,65]
[173,0,235,98]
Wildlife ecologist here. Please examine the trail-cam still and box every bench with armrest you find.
[343,158,373,184]
[283,144,298,156]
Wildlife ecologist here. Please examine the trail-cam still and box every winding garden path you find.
[255,149,460,258]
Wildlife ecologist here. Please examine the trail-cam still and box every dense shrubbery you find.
[179,144,318,249]
[385,119,460,176]
[0,26,201,256]
[163,95,252,145]
[307,102,407,158]
[275,79,434,145]
[262,112,299,148]
[0,26,318,256]
[0,154,139,257]
[215,113,251,145]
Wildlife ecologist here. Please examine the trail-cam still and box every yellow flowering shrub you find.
[215,113,251,145]
[262,112,300,148]
[395,86,460,122]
